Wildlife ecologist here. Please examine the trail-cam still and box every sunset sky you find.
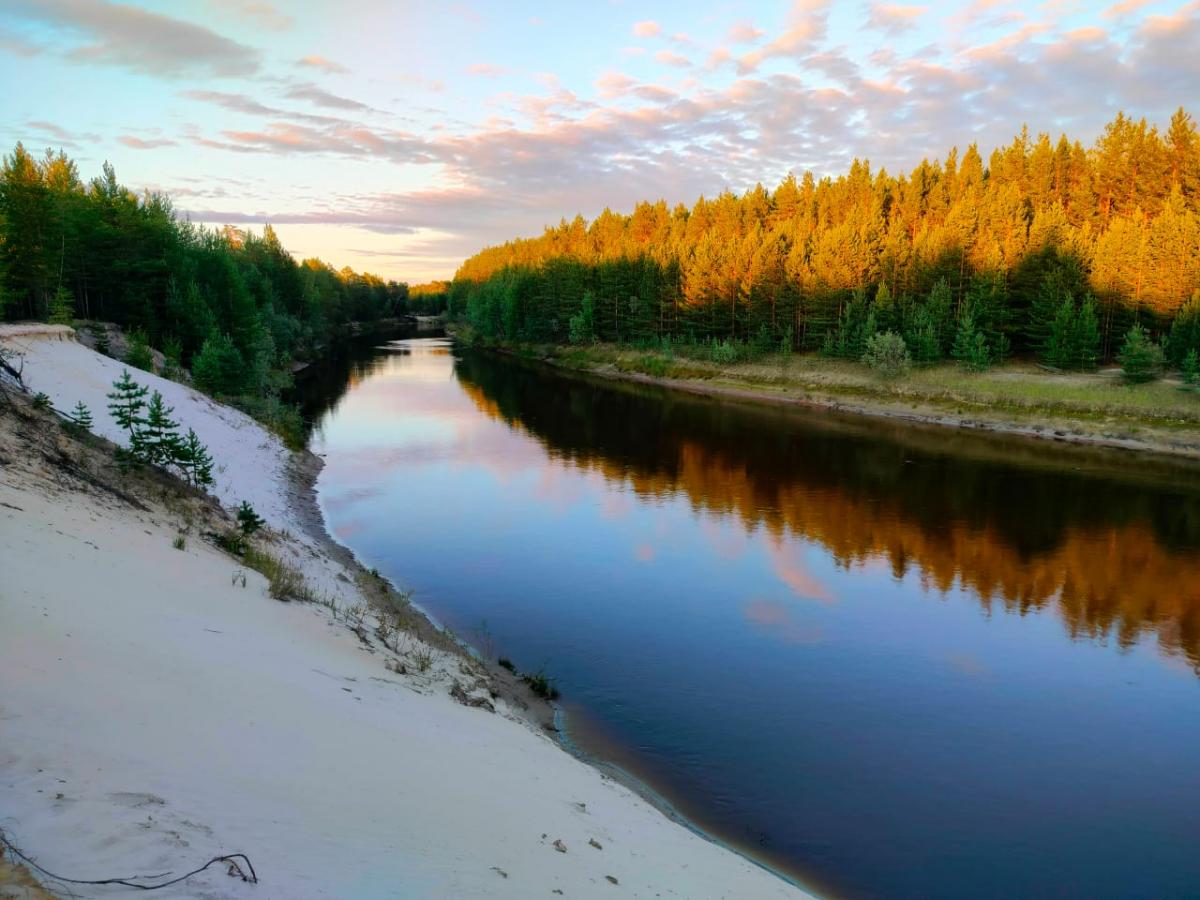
[2,0,1197,283]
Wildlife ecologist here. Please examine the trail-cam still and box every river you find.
[296,333,1200,900]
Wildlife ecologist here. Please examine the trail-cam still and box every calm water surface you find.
[302,336,1200,900]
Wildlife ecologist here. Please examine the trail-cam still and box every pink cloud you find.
[632,20,661,37]
[738,0,830,73]
[296,54,347,74]
[866,4,929,35]
[118,135,178,149]
[654,49,691,68]
[727,20,764,44]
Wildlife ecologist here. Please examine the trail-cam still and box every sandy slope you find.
[0,328,809,899]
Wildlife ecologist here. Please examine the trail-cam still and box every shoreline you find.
[465,335,1200,462]
[284,442,560,735]
[289,380,817,895]
[1,324,811,899]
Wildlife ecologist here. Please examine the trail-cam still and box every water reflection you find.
[310,338,1200,900]
[452,350,1200,675]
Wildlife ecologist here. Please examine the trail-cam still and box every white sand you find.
[0,327,810,899]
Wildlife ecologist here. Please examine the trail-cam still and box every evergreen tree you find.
[1165,291,1200,366]
[952,302,991,371]
[1182,348,1200,385]
[69,400,92,433]
[106,369,149,462]
[175,428,214,487]
[237,500,265,535]
[191,332,247,395]
[1117,324,1165,383]
[124,329,154,372]
[48,287,74,325]
[142,390,182,467]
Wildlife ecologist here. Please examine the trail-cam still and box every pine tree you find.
[106,369,149,463]
[237,501,265,535]
[953,302,991,371]
[174,428,214,487]
[48,287,74,325]
[124,329,154,372]
[1165,291,1200,366]
[143,390,182,467]
[192,332,247,396]
[1069,296,1101,370]
[1117,324,1164,383]
[1182,348,1199,385]
[69,401,93,433]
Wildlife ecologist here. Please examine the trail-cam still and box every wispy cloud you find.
[283,82,372,112]
[6,0,260,77]
[296,54,347,74]
[632,20,662,37]
[866,4,929,35]
[118,135,178,149]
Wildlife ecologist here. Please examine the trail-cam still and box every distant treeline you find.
[450,108,1200,367]
[0,142,444,396]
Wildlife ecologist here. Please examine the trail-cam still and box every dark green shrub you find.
[1117,324,1165,384]
[862,330,911,379]
[125,329,155,372]
[1182,349,1199,386]
[236,500,265,535]
[192,332,247,396]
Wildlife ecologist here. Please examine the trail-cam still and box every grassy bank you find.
[456,328,1200,458]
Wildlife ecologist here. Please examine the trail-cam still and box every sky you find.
[1,0,1197,283]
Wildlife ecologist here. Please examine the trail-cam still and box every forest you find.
[0,142,442,403]
[450,109,1200,373]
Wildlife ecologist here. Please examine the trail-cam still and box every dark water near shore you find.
[299,335,1200,900]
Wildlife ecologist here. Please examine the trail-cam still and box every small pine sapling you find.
[1182,349,1199,386]
[175,428,214,487]
[66,401,93,435]
[237,500,265,535]
[143,390,183,467]
[107,370,149,464]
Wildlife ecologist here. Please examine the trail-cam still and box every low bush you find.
[862,330,912,379]
[1118,324,1165,384]
[522,668,561,700]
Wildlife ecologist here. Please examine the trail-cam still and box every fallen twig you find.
[0,826,258,891]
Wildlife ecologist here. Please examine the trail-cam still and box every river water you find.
[299,334,1200,900]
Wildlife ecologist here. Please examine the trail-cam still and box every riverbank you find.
[472,336,1200,460]
[0,325,809,899]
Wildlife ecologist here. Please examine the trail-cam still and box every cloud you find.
[467,62,513,77]
[1102,0,1152,17]
[117,135,178,149]
[182,89,282,116]
[0,29,42,57]
[727,21,764,44]
[738,0,830,73]
[654,49,692,68]
[866,4,929,35]
[25,120,101,146]
[6,0,260,77]
[213,0,292,30]
[632,20,661,37]
[283,82,372,112]
[296,54,348,74]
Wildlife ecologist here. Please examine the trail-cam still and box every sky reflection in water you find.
[310,337,1200,900]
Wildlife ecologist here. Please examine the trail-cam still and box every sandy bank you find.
[0,326,809,899]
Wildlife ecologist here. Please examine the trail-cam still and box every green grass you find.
[240,544,317,602]
[561,344,1200,431]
